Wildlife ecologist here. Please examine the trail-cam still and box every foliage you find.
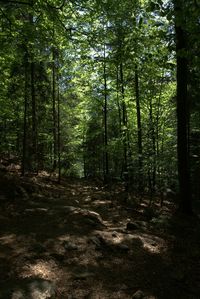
[0,0,199,205]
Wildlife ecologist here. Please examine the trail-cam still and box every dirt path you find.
[0,175,200,299]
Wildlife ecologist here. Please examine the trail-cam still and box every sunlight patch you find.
[21,260,59,281]
[112,234,124,244]
[139,234,166,254]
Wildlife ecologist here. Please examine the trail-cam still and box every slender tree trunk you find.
[120,62,127,175]
[52,48,57,171]
[30,61,37,171]
[135,66,143,189]
[116,65,122,132]
[103,44,109,182]
[155,75,164,157]
[21,52,28,176]
[149,98,156,195]
[83,134,87,178]
[155,75,164,189]
[174,0,192,213]
[57,76,61,183]
[29,0,37,172]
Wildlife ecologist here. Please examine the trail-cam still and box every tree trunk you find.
[116,65,122,132]
[120,62,127,175]
[21,52,28,176]
[174,0,192,213]
[103,44,109,182]
[149,97,156,194]
[52,47,57,171]
[30,0,37,172]
[135,66,143,189]
[30,61,37,171]
[57,75,61,183]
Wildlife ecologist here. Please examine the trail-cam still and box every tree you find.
[1,0,199,213]
[174,0,192,213]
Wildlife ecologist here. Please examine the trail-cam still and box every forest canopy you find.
[0,0,200,213]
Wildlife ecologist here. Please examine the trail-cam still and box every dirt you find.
[0,171,200,299]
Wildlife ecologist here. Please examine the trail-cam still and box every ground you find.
[0,169,200,299]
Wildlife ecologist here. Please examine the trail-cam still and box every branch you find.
[0,7,12,25]
[55,14,72,34]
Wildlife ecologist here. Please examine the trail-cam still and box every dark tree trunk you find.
[52,48,57,171]
[103,44,109,182]
[21,52,28,176]
[174,0,192,213]
[30,61,37,171]
[29,1,37,172]
[57,76,61,183]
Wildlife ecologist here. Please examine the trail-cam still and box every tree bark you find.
[30,61,37,171]
[52,47,57,170]
[174,0,192,213]
[135,66,143,180]
[103,44,109,182]
[150,97,156,191]
[57,74,61,183]
[21,52,28,176]
[30,0,37,172]
[120,62,127,174]
[116,65,122,132]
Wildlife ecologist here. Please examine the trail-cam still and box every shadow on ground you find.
[0,174,200,298]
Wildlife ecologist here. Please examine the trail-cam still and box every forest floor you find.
[0,167,200,298]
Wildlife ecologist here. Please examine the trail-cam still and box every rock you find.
[64,207,105,228]
[89,235,114,251]
[126,222,139,231]
[83,210,105,227]
[71,209,106,228]
[135,221,148,229]
[63,240,78,250]
[132,290,145,299]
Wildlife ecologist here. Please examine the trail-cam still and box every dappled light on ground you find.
[21,260,60,281]
[0,174,200,298]
[139,234,165,254]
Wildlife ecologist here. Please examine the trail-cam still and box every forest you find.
[0,0,200,298]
